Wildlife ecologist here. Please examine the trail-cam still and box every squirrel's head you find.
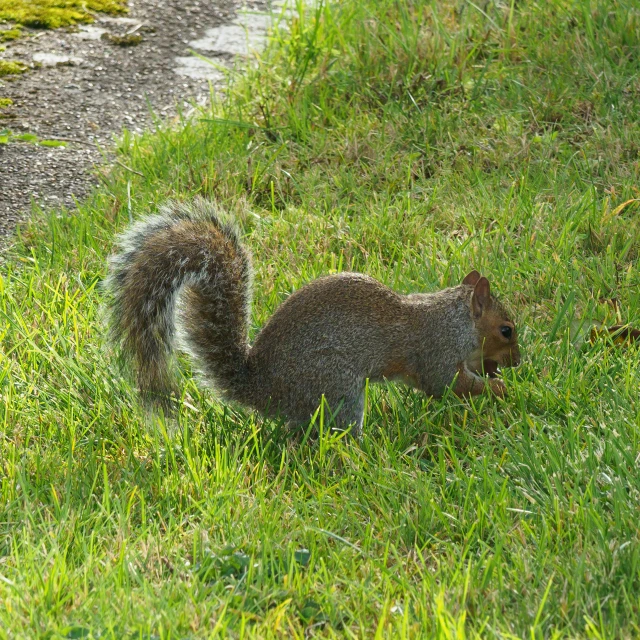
[462,270,521,374]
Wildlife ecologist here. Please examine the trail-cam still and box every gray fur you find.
[105,198,252,408]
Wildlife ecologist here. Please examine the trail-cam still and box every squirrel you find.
[105,198,521,436]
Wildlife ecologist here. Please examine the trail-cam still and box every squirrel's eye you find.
[500,326,512,339]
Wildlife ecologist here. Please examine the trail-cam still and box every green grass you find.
[1,0,640,636]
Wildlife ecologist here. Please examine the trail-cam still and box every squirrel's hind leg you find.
[286,391,365,440]
[276,369,366,440]
[327,392,365,439]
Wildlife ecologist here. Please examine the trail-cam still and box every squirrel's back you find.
[246,274,477,420]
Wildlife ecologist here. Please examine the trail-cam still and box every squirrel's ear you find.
[462,270,481,286]
[471,277,491,317]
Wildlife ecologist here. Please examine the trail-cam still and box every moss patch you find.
[0,97,13,107]
[0,128,68,145]
[0,0,127,30]
[0,60,27,76]
[101,32,142,46]
[0,28,21,41]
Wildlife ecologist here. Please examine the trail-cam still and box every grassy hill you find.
[0,0,639,636]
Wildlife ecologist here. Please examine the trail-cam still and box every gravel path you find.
[0,0,271,240]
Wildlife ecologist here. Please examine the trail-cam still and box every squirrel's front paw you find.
[489,378,507,398]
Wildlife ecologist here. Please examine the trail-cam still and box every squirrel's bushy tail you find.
[105,198,253,408]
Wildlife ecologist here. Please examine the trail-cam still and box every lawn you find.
[1,0,639,637]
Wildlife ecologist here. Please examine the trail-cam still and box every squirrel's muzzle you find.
[502,345,521,368]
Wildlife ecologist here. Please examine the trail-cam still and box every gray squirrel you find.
[105,199,521,436]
